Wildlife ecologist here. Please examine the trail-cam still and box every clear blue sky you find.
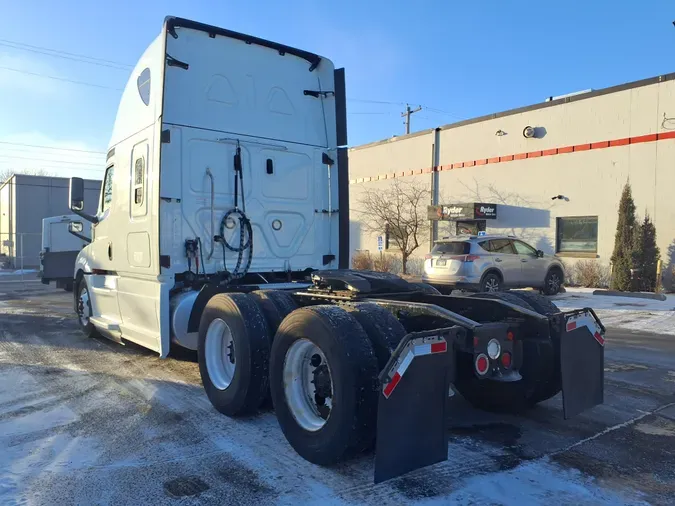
[0,0,674,178]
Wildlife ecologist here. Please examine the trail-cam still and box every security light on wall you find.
[523,126,536,138]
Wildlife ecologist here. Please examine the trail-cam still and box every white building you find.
[348,72,675,284]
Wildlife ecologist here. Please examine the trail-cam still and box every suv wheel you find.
[480,273,502,293]
[543,268,563,295]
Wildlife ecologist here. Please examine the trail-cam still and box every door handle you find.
[495,258,502,262]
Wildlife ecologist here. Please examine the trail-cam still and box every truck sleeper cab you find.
[68,17,605,484]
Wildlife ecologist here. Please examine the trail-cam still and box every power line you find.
[0,41,132,71]
[0,141,105,155]
[0,147,104,160]
[0,65,124,91]
[0,38,133,69]
[0,154,104,168]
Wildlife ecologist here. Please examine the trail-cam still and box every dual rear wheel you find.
[197,293,407,465]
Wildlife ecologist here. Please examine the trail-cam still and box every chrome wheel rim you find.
[548,273,561,293]
[283,339,333,431]
[485,277,500,292]
[78,287,91,327]
[205,318,237,390]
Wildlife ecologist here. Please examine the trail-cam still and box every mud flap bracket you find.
[560,309,605,419]
[374,327,460,483]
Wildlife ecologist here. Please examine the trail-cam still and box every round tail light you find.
[475,354,489,375]
[501,352,512,369]
[487,339,501,359]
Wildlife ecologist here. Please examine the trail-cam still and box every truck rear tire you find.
[250,290,298,336]
[198,293,271,416]
[269,305,379,465]
[343,302,407,369]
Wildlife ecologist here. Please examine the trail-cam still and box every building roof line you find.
[350,71,675,152]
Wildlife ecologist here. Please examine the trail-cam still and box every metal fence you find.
[0,232,43,285]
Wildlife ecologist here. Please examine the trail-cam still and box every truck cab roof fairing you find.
[163,17,322,71]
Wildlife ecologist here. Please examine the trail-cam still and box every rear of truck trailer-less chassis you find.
[192,271,605,484]
[66,18,605,484]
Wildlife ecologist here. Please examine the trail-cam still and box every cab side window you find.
[101,165,115,213]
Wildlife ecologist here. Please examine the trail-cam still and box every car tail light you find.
[425,254,432,260]
[501,352,512,369]
[447,254,480,262]
[475,353,489,375]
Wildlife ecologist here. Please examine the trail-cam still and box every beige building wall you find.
[349,73,675,277]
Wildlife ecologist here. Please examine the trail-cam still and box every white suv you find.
[422,235,565,294]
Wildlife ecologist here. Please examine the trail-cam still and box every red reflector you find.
[566,321,577,332]
[473,336,479,349]
[383,372,401,398]
[501,352,512,369]
[431,341,447,353]
[594,331,605,347]
[506,331,514,341]
[475,354,489,375]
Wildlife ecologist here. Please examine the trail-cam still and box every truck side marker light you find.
[382,337,447,399]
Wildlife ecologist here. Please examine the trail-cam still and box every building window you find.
[556,216,598,253]
[101,165,114,212]
[133,157,145,205]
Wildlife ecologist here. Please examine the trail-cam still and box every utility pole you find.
[401,103,422,135]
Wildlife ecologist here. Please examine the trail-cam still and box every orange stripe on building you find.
[349,131,674,184]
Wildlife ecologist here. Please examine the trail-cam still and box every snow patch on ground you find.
[552,288,675,335]
[433,460,647,506]
[0,269,37,277]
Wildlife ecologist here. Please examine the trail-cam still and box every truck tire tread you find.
[270,305,379,465]
[198,293,271,416]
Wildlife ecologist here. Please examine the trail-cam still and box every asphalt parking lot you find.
[1,282,674,505]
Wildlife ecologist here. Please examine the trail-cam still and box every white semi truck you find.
[67,16,606,482]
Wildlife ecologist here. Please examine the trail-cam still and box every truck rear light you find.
[501,352,512,369]
[487,339,501,359]
[475,353,489,375]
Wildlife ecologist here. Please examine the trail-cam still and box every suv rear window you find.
[431,242,470,255]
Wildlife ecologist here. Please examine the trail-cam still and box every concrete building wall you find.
[0,175,101,267]
[348,73,675,279]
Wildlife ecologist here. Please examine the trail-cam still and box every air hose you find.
[215,142,253,282]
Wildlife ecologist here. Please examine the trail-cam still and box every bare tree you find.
[0,168,54,185]
[357,180,430,274]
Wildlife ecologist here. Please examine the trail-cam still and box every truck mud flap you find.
[374,327,460,484]
[560,309,605,419]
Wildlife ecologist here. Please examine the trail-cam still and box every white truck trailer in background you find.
[40,214,91,291]
[66,16,606,483]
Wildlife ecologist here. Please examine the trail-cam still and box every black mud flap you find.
[560,309,605,419]
[374,327,460,484]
